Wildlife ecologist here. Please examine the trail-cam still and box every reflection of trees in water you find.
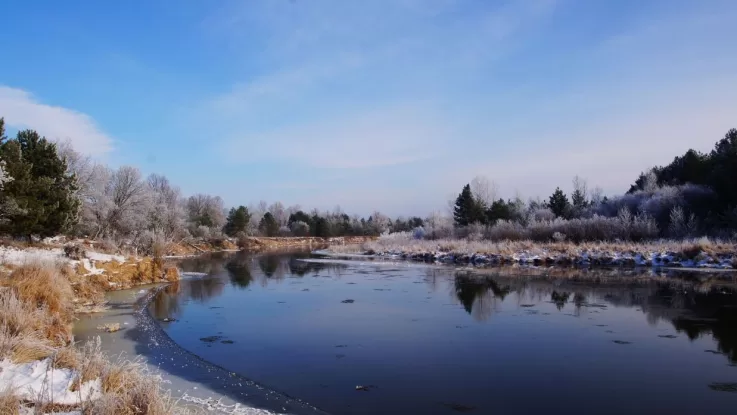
[225,251,350,287]
[149,276,226,320]
[454,272,511,321]
[451,268,737,364]
[551,291,570,310]
[225,253,253,289]
[177,253,227,275]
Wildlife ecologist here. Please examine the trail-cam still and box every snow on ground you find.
[0,245,125,275]
[0,247,66,266]
[0,358,100,405]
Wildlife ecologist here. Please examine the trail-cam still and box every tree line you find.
[0,117,406,249]
[450,128,737,241]
[2,115,734,246]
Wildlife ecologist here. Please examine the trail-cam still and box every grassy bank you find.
[0,261,183,414]
[327,233,737,269]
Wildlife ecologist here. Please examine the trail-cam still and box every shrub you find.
[7,263,74,342]
[63,243,87,260]
[236,232,250,249]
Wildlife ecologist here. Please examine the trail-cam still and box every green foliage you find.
[571,188,587,209]
[627,128,737,231]
[224,205,251,237]
[453,184,485,227]
[0,126,79,238]
[548,187,569,218]
[258,212,279,237]
[310,214,331,237]
[485,199,513,224]
[288,210,312,226]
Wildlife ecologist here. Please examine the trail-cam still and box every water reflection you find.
[162,253,737,365]
[451,268,737,363]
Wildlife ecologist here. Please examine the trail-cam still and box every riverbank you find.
[325,234,737,269]
[0,237,355,414]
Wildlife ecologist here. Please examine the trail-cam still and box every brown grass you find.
[85,357,179,415]
[0,258,187,414]
[4,263,75,344]
[0,290,56,362]
[51,344,80,370]
[0,388,21,415]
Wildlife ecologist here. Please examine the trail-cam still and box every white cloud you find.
[0,86,113,156]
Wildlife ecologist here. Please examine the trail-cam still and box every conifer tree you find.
[0,126,79,239]
[454,184,484,226]
[224,205,251,236]
[548,187,570,218]
[258,212,279,237]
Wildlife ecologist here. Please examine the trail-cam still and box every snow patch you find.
[0,358,100,405]
[180,393,282,414]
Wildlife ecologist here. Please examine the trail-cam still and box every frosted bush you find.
[412,226,426,240]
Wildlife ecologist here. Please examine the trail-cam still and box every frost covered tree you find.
[366,211,391,235]
[470,175,498,208]
[268,201,287,227]
[0,126,80,239]
[187,194,225,235]
[83,166,149,239]
[146,174,186,240]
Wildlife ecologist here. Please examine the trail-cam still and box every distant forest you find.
[1,115,735,247]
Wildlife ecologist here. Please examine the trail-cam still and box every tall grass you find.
[0,262,186,414]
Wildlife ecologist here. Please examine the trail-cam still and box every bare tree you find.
[146,174,186,240]
[187,194,225,235]
[590,186,604,205]
[471,175,499,207]
[268,201,287,227]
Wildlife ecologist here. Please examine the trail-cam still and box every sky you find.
[0,0,736,217]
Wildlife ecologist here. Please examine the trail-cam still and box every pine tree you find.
[0,128,79,239]
[453,184,484,226]
[548,187,570,218]
[485,199,512,224]
[224,205,251,236]
[258,212,279,237]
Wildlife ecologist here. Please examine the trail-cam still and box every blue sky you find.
[1,0,736,216]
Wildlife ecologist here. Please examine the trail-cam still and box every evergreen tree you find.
[0,127,79,239]
[485,199,512,224]
[258,212,279,236]
[571,189,587,209]
[288,210,312,226]
[224,205,251,236]
[310,214,331,237]
[548,187,570,218]
[453,184,484,226]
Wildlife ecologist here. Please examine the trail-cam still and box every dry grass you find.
[3,263,75,344]
[7,263,74,322]
[0,290,56,363]
[338,233,737,261]
[85,356,179,415]
[96,323,121,333]
[0,388,21,415]
[51,344,80,370]
[0,258,187,414]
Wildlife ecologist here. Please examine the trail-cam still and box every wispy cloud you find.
[221,103,451,168]
[203,0,557,173]
[0,86,113,156]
